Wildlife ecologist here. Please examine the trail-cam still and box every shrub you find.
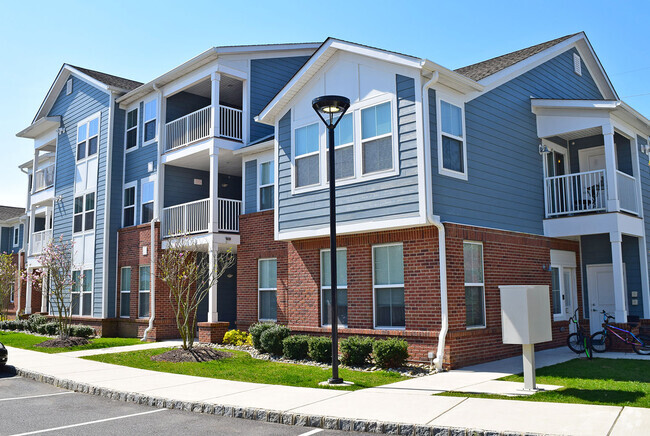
[27,314,48,332]
[222,329,253,346]
[373,338,409,368]
[70,325,95,338]
[249,322,276,351]
[340,336,374,366]
[308,336,332,363]
[3,320,27,331]
[282,335,310,360]
[37,322,58,336]
[260,324,290,355]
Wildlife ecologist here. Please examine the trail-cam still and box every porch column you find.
[28,207,35,256]
[211,72,221,138]
[31,150,40,195]
[208,144,219,234]
[40,269,48,313]
[207,239,219,323]
[603,123,619,212]
[610,231,628,323]
[25,268,32,315]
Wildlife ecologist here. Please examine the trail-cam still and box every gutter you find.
[142,218,159,341]
[421,72,449,371]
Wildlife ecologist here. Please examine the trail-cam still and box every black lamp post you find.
[312,95,350,384]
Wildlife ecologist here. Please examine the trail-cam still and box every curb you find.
[8,366,546,436]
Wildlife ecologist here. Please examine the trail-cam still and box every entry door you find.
[586,264,626,334]
[578,147,607,209]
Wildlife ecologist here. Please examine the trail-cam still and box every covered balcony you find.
[27,206,53,258]
[161,197,241,238]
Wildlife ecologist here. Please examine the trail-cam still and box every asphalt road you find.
[0,368,355,436]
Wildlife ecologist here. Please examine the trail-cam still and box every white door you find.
[586,264,626,334]
[579,146,606,172]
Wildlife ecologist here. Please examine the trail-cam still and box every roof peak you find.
[67,64,143,91]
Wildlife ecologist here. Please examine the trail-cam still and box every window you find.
[9,283,14,304]
[327,113,354,180]
[143,100,157,143]
[123,185,136,227]
[258,259,277,321]
[73,192,95,233]
[139,266,150,318]
[141,180,154,224]
[77,117,99,161]
[550,265,575,319]
[126,108,138,150]
[464,241,485,328]
[259,161,274,210]
[551,267,561,315]
[361,102,393,174]
[294,123,320,188]
[71,270,92,316]
[120,267,131,318]
[13,226,19,247]
[373,244,405,328]
[321,249,347,326]
[440,100,466,176]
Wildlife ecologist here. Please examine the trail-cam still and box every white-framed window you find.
[13,226,19,247]
[551,266,577,320]
[140,178,155,224]
[138,265,150,318]
[120,267,131,318]
[438,96,467,180]
[259,160,274,211]
[73,192,95,233]
[361,101,393,175]
[373,243,405,328]
[143,99,157,144]
[294,123,320,188]
[327,113,355,181]
[71,269,92,317]
[76,116,99,162]
[123,183,136,227]
[464,241,485,329]
[258,258,277,321]
[9,282,14,304]
[321,248,347,326]
[125,108,139,151]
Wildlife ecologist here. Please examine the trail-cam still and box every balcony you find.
[164,105,243,153]
[33,164,55,192]
[161,198,241,238]
[30,229,52,256]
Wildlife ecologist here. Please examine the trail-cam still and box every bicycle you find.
[566,309,592,359]
[590,310,650,355]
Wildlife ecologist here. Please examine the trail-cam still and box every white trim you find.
[119,266,131,318]
[371,242,405,330]
[12,225,20,247]
[139,175,157,225]
[75,112,101,163]
[124,106,139,153]
[257,258,278,322]
[436,91,468,180]
[320,248,348,327]
[70,268,93,317]
[142,98,158,146]
[258,159,274,212]
[122,181,137,227]
[278,215,427,241]
[543,212,644,238]
[550,265,578,322]
[463,240,486,329]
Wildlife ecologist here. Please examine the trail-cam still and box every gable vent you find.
[66,78,73,95]
[573,53,582,76]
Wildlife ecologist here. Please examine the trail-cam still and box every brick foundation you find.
[198,322,230,344]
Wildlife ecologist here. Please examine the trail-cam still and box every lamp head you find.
[312,95,350,127]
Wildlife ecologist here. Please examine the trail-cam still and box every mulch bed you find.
[151,347,233,363]
[34,337,89,348]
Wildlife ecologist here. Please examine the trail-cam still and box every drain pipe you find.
[422,71,448,371]
[142,218,159,341]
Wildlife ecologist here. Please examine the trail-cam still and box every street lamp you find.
[312,95,351,385]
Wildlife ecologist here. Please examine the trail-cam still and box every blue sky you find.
[1,0,649,207]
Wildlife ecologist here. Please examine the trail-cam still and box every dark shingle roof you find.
[455,33,579,81]
[0,206,24,222]
[69,65,143,91]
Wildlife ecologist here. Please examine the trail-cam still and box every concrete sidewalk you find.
[5,345,650,435]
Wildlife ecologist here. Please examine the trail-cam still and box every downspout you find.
[142,218,158,341]
[422,71,448,371]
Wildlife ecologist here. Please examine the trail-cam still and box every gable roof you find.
[455,33,579,81]
[69,65,143,92]
[0,206,24,222]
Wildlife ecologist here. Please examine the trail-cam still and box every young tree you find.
[0,253,16,321]
[158,236,235,350]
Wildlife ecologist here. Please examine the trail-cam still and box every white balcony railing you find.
[617,170,639,215]
[545,170,607,217]
[30,229,52,256]
[161,198,241,238]
[164,105,243,152]
[33,164,55,192]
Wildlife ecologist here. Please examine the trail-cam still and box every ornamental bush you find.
[260,324,290,355]
[70,325,95,338]
[27,314,48,332]
[36,322,58,336]
[249,322,276,351]
[308,336,332,363]
[373,338,409,368]
[340,336,374,366]
[282,335,310,360]
[222,329,253,346]
[2,320,27,331]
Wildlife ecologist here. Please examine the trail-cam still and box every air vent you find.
[573,53,582,76]
[66,79,73,95]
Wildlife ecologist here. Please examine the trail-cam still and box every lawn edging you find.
[7,365,499,436]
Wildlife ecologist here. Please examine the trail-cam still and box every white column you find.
[207,239,219,323]
[211,72,221,138]
[610,231,628,323]
[209,144,219,234]
[31,150,40,194]
[40,270,48,313]
[28,207,35,256]
[603,123,620,212]
[25,268,33,315]
[639,234,650,318]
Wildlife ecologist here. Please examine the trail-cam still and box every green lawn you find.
[84,347,407,391]
[0,331,143,354]
[438,358,650,408]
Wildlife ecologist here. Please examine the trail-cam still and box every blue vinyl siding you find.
[49,75,110,317]
[639,135,650,313]
[2,224,24,253]
[244,159,257,214]
[124,101,157,184]
[277,74,420,232]
[431,47,603,234]
[164,166,209,208]
[249,56,310,143]
[166,92,210,123]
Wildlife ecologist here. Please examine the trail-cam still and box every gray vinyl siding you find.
[249,56,310,143]
[49,74,110,317]
[431,47,603,235]
[244,159,257,214]
[277,74,420,232]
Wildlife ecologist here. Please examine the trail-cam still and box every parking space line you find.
[0,392,75,402]
[9,409,166,436]
[299,429,323,436]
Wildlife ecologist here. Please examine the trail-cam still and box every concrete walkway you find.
[5,345,650,435]
[63,339,184,357]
